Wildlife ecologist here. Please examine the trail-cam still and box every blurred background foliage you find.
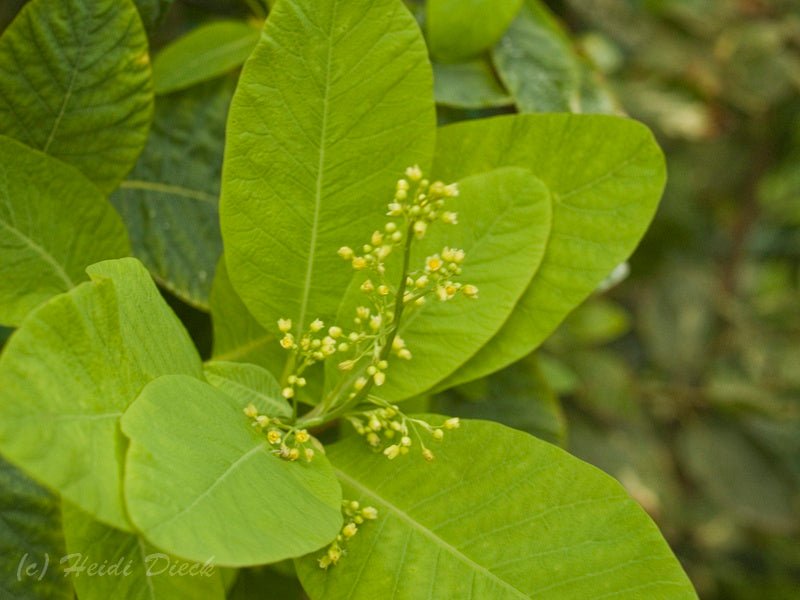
[1,0,798,598]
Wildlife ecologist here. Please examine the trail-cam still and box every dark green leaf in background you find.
[433,60,512,109]
[112,76,236,309]
[0,0,153,193]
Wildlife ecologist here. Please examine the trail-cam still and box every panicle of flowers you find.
[346,399,461,462]
[243,403,317,462]
[386,165,460,238]
[402,245,479,307]
[318,500,379,569]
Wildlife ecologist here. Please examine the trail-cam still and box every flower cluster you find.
[347,401,460,462]
[318,500,379,569]
[387,165,459,239]
[244,403,317,462]
[402,246,479,306]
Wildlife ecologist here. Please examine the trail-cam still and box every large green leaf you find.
[0,136,130,326]
[296,419,696,599]
[326,168,551,402]
[0,0,153,193]
[133,0,174,34]
[432,114,666,389]
[204,360,292,419]
[433,60,512,109]
[209,257,282,370]
[220,0,436,337]
[0,258,202,530]
[153,20,259,94]
[112,76,235,309]
[61,502,226,599]
[0,457,71,600]
[122,375,343,566]
[427,0,523,62]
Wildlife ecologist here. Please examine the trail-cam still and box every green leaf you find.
[0,258,202,530]
[0,0,153,193]
[427,0,523,62]
[432,114,666,389]
[555,298,631,347]
[433,60,512,109]
[133,0,174,34]
[153,20,259,94]
[61,502,226,599]
[327,168,551,402]
[432,357,565,445]
[204,360,292,419]
[492,1,618,115]
[296,418,696,599]
[0,136,130,326]
[122,375,343,566]
[0,457,71,600]
[228,565,305,600]
[491,2,580,113]
[210,257,283,369]
[112,76,235,309]
[220,0,436,338]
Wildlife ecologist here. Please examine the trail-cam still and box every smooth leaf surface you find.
[0,258,202,530]
[0,136,130,326]
[61,502,225,599]
[296,418,696,599]
[433,60,512,109]
[427,0,523,62]
[0,457,71,600]
[204,360,291,419]
[0,0,153,193]
[122,375,343,566]
[221,0,436,338]
[327,168,551,402]
[153,20,259,94]
[433,114,666,388]
[112,76,235,309]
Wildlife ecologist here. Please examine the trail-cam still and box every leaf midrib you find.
[0,219,75,289]
[334,467,530,599]
[296,2,337,336]
[119,180,217,204]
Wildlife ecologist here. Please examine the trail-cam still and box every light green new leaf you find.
[210,257,283,370]
[0,0,153,193]
[122,375,343,566]
[433,60,512,109]
[61,502,226,600]
[221,0,436,338]
[0,457,71,600]
[204,360,291,419]
[0,136,130,327]
[0,258,202,530]
[433,114,666,389]
[427,0,523,62]
[154,20,260,94]
[327,168,551,402]
[296,419,696,599]
[491,2,580,113]
[112,76,235,309]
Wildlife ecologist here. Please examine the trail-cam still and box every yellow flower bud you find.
[277,318,292,332]
[338,246,354,260]
[243,404,258,418]
[383,445,400,459]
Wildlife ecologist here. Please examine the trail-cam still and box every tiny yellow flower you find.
[280,334,294,349]
[396,179,409,191]
[444,417,460,429]
[310,319,324,332]
[426,255,443,272]
[354,376,368,391]
[255,415,270,428]
[267,430,282,444]
[328,326,343,338]
[352,256,368,270]
[362,506,379,520]
[377,284,390,296]
[295,429,310,443]
[383,445,400,459]
[338,246,354,260]
[405,165,422,181]
[413,220,427,238]
[400,436,412,447]
[342,522,358,538]
[373,371,386,386]
[371,231,383,246]
[243,404,258,418]
[433,428,444,441]
[305,448,315,461]
[463,284,479,298]
[282,387,294,399]
[441,211,458,224]
[277,318,292,333]
[422,448,435,461]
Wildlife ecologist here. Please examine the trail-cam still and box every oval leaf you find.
[433,113,666,388]
[296,419,696,599]
[153,20,260,94]
[220,0,436,338]
[0,0,153,193]
[122,375,343,566]
[0,136,130,326]
[0,258,202,530]
[326,167,551,402]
